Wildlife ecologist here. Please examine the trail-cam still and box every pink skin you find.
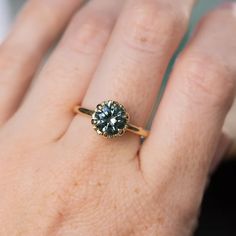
[0,0,235,235]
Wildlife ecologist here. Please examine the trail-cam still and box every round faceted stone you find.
[91,100,129,138]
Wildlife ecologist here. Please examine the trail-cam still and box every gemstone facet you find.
[91,100,129,138]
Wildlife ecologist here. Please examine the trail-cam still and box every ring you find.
[74,100,149,138]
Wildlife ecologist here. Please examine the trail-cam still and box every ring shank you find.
[74,106,94,116]
[74,105,149,138]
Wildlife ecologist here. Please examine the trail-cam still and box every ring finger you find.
[65,0,196,156]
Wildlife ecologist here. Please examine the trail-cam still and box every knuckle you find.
[122,2,187,53]
[64,10,113,55]
[178,55,235,108]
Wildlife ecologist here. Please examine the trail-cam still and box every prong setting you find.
[91,100,129,138]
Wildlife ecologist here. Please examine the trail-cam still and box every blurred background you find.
[0,0,235,235]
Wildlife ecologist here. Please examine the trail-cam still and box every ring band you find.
[74,100,149,138]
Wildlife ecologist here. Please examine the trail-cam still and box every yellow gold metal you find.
[74,105,149,138]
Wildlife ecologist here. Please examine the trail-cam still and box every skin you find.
[0,0,235,235]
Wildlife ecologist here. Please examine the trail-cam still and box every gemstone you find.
[91,100,129,138]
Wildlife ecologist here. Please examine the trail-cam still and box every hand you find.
[0,0,235,235]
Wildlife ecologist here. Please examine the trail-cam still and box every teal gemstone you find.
[92,100,128,137]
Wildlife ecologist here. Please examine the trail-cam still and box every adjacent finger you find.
[0,0,85,125]
[11,0,125,144]
[66,0,196,152]
[141,4,236,186]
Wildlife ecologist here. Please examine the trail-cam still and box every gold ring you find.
[74,100,149,138]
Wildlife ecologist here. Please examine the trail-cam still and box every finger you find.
[141,4,236,184]
[66,0,196,152]
[10,0,125,144]
[0,0,85,125]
